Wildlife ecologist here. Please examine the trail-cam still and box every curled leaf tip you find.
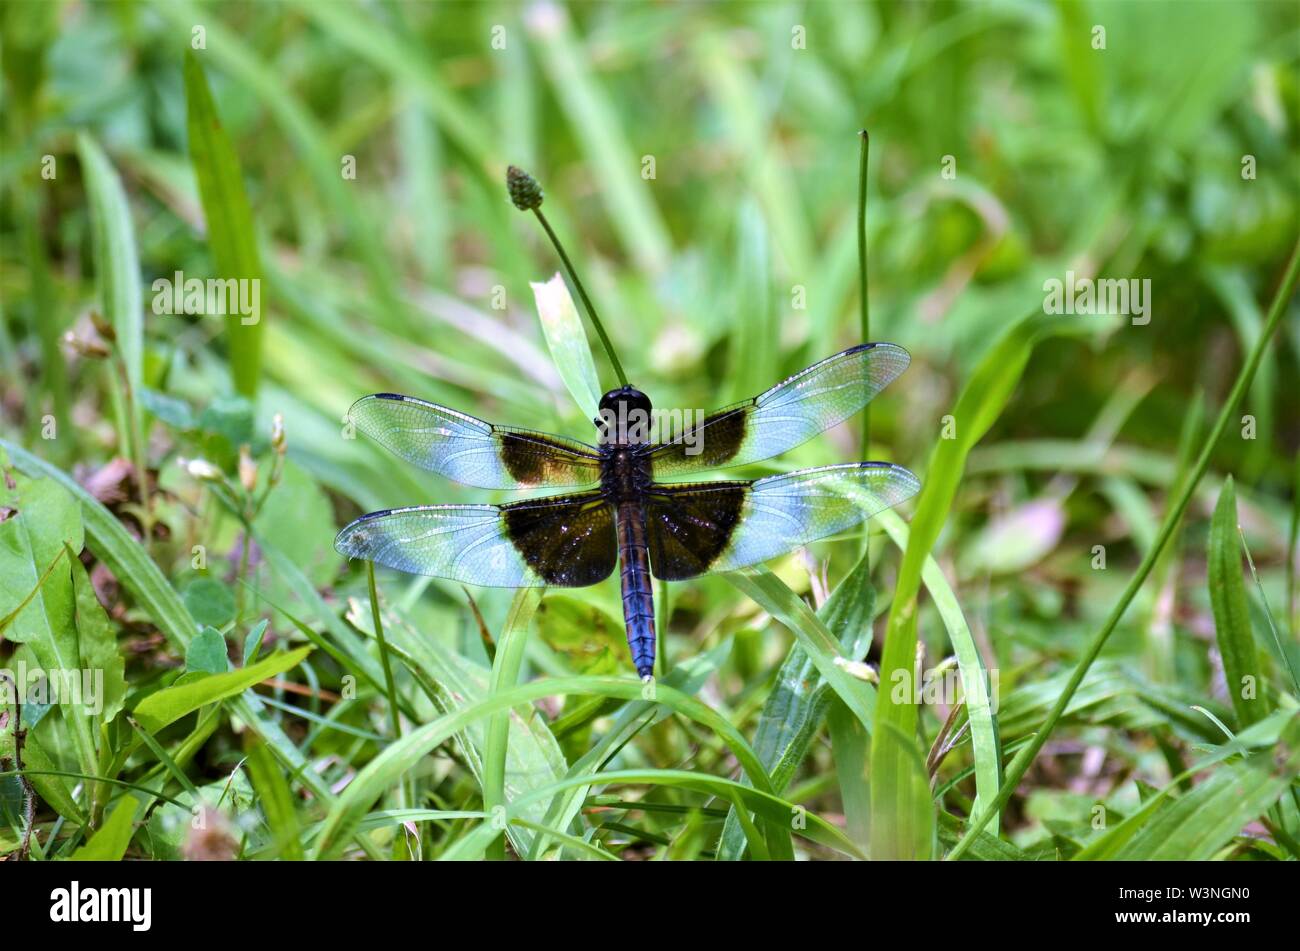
[506,165,543,210]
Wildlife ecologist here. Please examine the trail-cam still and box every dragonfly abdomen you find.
[615,500,656,679]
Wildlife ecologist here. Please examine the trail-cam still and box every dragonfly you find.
[335,343,919,679]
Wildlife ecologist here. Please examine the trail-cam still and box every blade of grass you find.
[483,588,545,860]
[75,132,149,542]
[68,796,139,861]
[312,676,781,859]
[183,50,264,398]
[1239,525,1300,697]
[949,234,1300,859]
[1115,712,1300,859]
[292,0,496,174]
[244,734,303,860]
[157,3,408,329]
[725,567,876,729]
[366,563,403,741]
[524,3,672,275]
[872,307,1054,859]
[1208,477,1269,728]
[717,548,875,860]
[530,274,602,412]
[876,508,1001,835]
[441,768,860,861]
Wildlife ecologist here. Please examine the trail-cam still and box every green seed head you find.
[506,165,543,210]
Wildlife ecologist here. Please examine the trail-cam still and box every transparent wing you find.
[334,492,616,588]
[643,343,910,478]
[349,393,602,490]
[646,462,920,580]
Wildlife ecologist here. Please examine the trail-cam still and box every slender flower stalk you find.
[507,165,628,388]
[857,130,871,449]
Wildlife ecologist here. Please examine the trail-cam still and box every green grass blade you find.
[827,698,872,852]
[525,4,672,275]
[157,3,408,327]
[312,676,779,859]
[244,735,304,860]
[443,768,860,861]
[876,508,1001,835]
[725,568,876,729]
[75,133,142,396]
[1209,476,1270,728]
[183,50,264,398]
[1115,712,1300,859]
[293,0,496,173]
[718,550,875,860]
[530,274,602,413]
[483,588,545,859]
[68,796,139,860]
[133,646,312,734]
[873,310,1047,858]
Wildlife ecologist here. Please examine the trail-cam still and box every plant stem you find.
[857,130,871,450]
[367,562,403,743]
[948,234,1300,859]
[532,206,628,388]
[857,130,872,559]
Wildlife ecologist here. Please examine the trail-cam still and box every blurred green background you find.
[1,0,1298,860]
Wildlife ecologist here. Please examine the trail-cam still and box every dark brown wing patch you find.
[645,405,749,478]
[645,482,748,580]
[496,428,603,487]
[500,492,617,587]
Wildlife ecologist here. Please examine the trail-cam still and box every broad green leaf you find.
[186,626,230,674]
[0,730,82,823]
[184,49,265,397]
[0,476,82,646]
[252,461,339,589]
[1208,476,1268,728]
[69,796,139,861]
[182,577,235,630]
[68,551,126,725]
[534,595,624,674]
[134,647,312,734]
[530,274,602,413]
[0,475,97,790]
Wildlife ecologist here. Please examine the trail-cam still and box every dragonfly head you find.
[595,385,653,444]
